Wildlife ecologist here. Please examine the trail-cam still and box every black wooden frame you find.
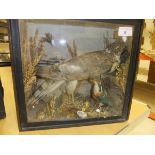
[9,19,143,131]
[0,79,6,119]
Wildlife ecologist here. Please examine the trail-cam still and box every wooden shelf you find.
[0,20,8,28]
[0,62,11,67]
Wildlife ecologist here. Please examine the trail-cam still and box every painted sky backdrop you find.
[27,22,116,60]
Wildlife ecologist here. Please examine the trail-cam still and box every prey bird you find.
[36,35,129,105]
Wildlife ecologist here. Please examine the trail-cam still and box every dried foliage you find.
[66,40,77,59]
[21,22,45,100]
[49,96,57,118]
[115,61,129,93]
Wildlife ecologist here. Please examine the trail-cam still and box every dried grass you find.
[21,21,45,100]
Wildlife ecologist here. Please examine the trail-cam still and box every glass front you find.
[18,20,134,122]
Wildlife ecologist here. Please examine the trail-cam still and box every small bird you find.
[89,79,110,107]
[41,33,53,46]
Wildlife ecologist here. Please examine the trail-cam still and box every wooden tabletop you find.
[0,67,150,135]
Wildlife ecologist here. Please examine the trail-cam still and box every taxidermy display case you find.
[9,19,143,131]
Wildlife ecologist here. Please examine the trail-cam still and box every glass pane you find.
[18,20,134,122]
